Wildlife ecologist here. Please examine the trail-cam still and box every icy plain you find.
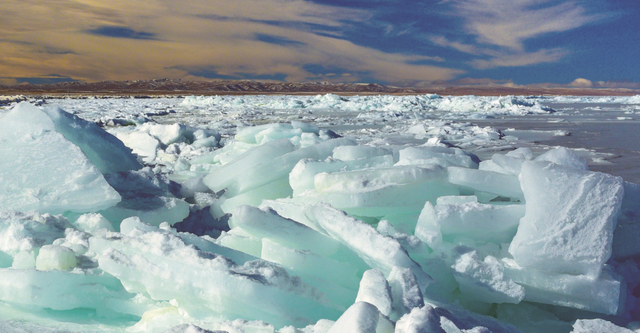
[0,93,640,332]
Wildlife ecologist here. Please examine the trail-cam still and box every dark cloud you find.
[256,34,305,47]
[87,26,157,40]
[15,75,77,85]
[175,66,288,81]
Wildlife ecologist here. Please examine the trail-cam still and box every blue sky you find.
[1,0,638,87]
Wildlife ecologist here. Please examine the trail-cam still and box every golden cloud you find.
[0,0,461,84]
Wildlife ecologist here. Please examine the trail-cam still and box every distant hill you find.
[1,78,639,96]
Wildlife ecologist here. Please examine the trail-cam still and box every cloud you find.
[450,77,515,86]
[0,77,19,86]
[430,1,610,70]
[255,34,305,47]
[0,0,459,85]
[429,35,488,56]
[87,26,157,40]
[470,48,568,69]
[450,0,604,51]
[568,78,593,88]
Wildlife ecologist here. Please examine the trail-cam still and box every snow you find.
[1,94,640,333]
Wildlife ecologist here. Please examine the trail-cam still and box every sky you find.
[1,0,639,87]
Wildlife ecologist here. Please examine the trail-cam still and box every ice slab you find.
[447,167,524,201]
[229,206,343,258]
[417,196,524,247]
[296,165,458,220]
[451,251,525,304]
[42,105,142,173]
[217,137,355,200]
[0,267,128,313]
[307,203,433,291]
[290,155,396,196]
[388,267,425,320]
[202,138,296,195]
[397,146,479,169]
[326,302,394,333]
[0,102,121,214]
[535,147,589,171]
[333,145,392,161]
[510,161,624,277]
[115,131,160,164]
[612,181,640,260]
[571,318,633,333]
[355,269,393,316]
[502,258,624,315]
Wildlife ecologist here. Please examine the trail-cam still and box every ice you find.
[11,250,36,269]
[90,224,343,328]
[208,137,355,213]
[181,94,553,117]
[495,302,573,333]
[307,203,433,291]
[502,258,624,315]
[2,95,640,332]
[326,302,393,333]
[99,168,190,228]
[447,167,524,201]
[42,105,142,174]
[355,269,393,316]
[394,305,445,333]
[534,147,589,171]
[34,245,77,271]
[0,211,70,260]
[332,145,392,161]
[0,268,128,312]
[0,102,121,214]
[115,131,160,163]
[72,213,115,233]
[612,181,640,260]
[387,267,425,320]
[395,304,520,333]
[483,148,534,175]
[416,196,525,246]
[290,155,396,196]
[261,239,361,298]
[202,138,296,195]
[228,206,342,258]
[397,146,479,169]
[510,161,624,277]
[295,164,458,227]
[571,319,634,333]
[451,251,524,304]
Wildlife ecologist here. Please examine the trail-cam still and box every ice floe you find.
[0,96,639,333]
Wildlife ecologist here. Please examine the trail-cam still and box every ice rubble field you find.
[1,94,640,332]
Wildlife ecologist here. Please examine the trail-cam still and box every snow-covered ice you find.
[0,94,639,332]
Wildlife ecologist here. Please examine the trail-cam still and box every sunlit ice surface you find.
[0,94,640,332]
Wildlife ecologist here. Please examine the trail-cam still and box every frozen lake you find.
[469,102,640,183]
[1,94,640,333]
[33,94,640,183]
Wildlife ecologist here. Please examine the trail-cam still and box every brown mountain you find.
[1,79,639,96]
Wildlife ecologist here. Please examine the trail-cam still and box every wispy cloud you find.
[432,0,609,69]
[470,48,568,69]
[450,0,604,51]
